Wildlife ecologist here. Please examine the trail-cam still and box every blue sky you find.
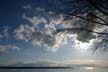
[0,0,108,66]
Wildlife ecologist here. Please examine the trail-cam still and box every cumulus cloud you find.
[31,31,66,52]
[13,10,96,52]
[0,45,20,52]
[48,13,64,25]
[12,13,68,52]
[23,14,47,27]
[43,33,66,52]
[14,24,35,42]
[48,13,98,43]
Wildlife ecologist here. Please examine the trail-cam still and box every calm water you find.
[0,67,108,72]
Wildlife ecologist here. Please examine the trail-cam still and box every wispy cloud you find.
[0,34,3,38]
[2,59,108,67]
[3,26,9,37]
[0,45,20,52]
[23,5,32,9]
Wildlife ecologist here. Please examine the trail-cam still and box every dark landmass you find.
[0,67,73,69]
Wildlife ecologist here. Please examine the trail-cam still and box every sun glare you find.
[83,67,94,70]
[75,39,94,52]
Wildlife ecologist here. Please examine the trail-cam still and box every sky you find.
[0,0,108,66]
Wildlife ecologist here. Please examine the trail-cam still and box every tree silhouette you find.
[47,0,108,52]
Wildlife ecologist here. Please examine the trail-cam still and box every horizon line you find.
[0,66,73,69]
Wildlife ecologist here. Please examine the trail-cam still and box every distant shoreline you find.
[0,67,73,69]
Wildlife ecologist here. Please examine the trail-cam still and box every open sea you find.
[0,67,108,72]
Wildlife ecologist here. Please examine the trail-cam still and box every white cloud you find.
[14,24,35,42]
[44,24,56,36]
[23,14,47,27]
[0,45,20,52]
[13,23,66,52]
[35,7,46,12]
[23,5,32,9]
[17,13,66,52]
[48,13,64,25]
[31,32,43,46]
[3,26,9,37]
[31,32,66,52]
[45,33,67,52]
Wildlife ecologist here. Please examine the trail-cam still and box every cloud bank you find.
[0,4,108,52]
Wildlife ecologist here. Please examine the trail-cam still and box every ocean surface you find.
[0,67,108,72]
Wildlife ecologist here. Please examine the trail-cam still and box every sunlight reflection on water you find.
[83,67,94,70]
[0,67,108,72]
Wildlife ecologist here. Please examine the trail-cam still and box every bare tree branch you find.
[87,0,108,16]
[90,13,108,24]
[48,1,108,26]
[96,2,108,11]
[53,28,108,35]
[69,14,108,26]
[48,0,108,51]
